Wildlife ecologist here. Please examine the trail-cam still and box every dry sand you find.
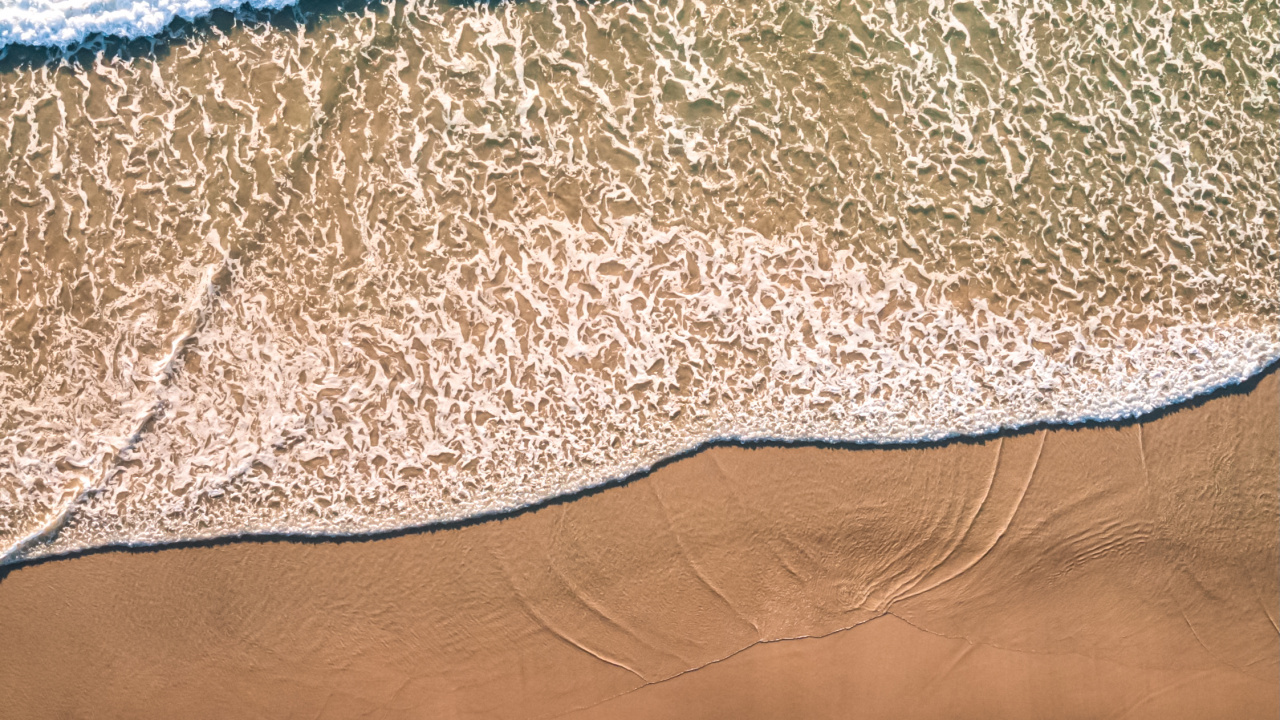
[0,370,1275,719]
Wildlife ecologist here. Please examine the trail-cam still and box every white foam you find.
[0,0,1276,564]
[0,0,291,48]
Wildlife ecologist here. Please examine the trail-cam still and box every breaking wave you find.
[0,0,297,48]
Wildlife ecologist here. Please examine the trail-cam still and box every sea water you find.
[0,0,1276,563]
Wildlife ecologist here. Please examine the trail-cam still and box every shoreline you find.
[5,357,1277,576]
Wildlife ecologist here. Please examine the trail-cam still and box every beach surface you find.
[1,369,1274,719]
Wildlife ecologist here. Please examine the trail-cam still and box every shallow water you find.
[1,0,1276,563]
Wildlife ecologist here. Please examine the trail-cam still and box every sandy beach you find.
[1,0,1277,716]
[1,368,1274,719]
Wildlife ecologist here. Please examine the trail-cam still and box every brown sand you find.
[0,371,1275,719]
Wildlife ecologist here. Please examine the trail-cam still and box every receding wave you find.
[1,0,1276,564]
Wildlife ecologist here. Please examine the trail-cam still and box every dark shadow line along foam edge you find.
[1,357,1276,582]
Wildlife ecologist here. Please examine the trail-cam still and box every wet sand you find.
[0,370,1275,719]
[563,613,1276,720]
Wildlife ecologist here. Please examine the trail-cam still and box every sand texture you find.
[0,370,1275,719]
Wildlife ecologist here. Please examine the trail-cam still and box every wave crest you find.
[0,0,291,48]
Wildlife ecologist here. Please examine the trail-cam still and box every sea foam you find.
[0,0,289,48]
[0,0,1276,564]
